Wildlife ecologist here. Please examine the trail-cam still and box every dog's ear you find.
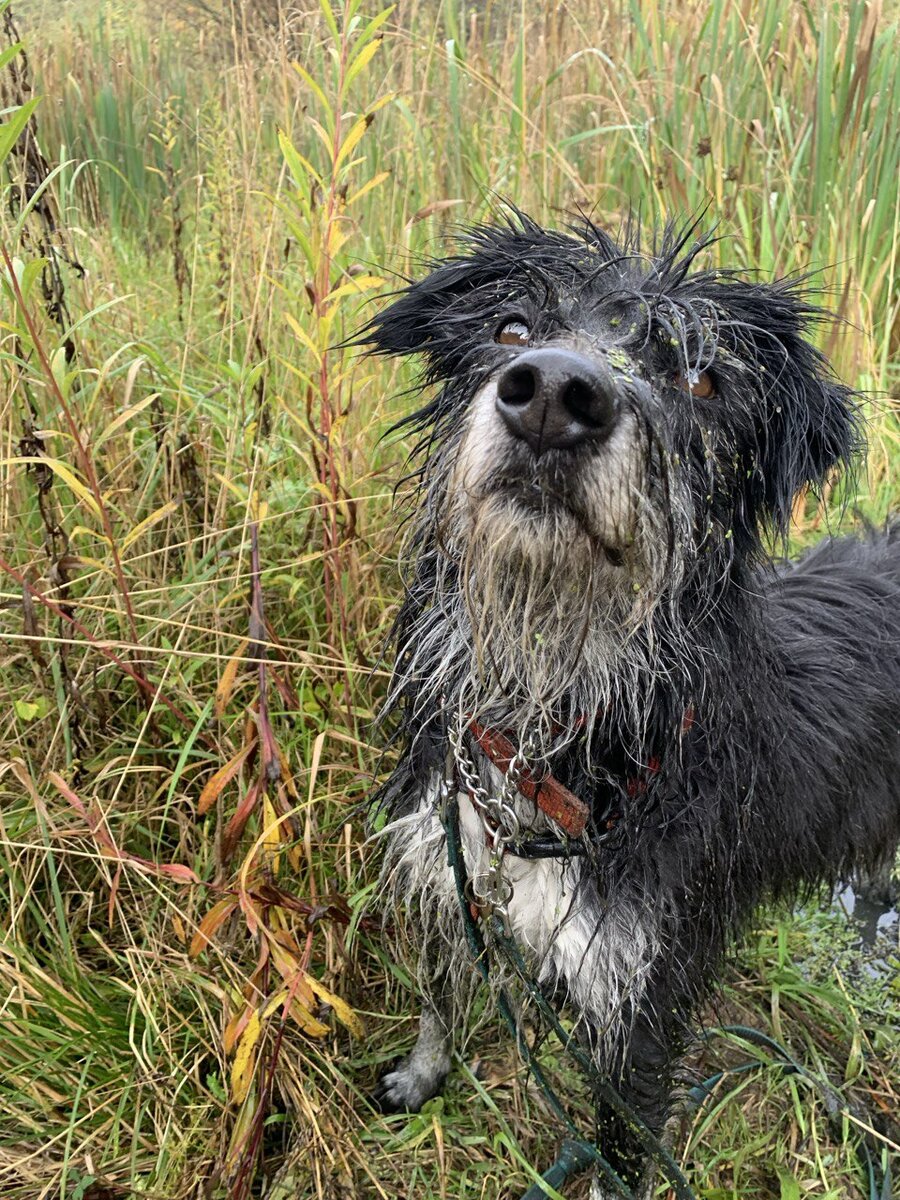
[724,281,862,533]
[361,252,511,378]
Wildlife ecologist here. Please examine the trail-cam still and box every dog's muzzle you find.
[495,348,620,456]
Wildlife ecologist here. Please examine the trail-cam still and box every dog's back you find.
[763,527,900,891]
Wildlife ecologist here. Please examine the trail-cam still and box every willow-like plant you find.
[278,0,395,649]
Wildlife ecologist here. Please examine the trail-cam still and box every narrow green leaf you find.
[0,96,40,167]
[317,0,340,40]
[291,60,332,123]
[776,1167,801,1200]
[352,5,394,53]
[0,40,23,73]
[278,128,324,190]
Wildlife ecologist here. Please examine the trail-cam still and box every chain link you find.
[445,714,536,935]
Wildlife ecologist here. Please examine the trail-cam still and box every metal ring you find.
[466,872,495,904]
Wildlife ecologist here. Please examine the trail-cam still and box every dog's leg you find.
[853,856,898,907]
[584,1004,674,1200]
[537,874,678,1198]
[372,999,453,1112]
[587,1011,676,1200]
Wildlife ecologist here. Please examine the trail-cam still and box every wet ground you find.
[833,882,899,977]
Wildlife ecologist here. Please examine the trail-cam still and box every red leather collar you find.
[467,719,590,838]
[465,708,694,842]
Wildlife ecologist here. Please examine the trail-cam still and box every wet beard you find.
[395,490,667,757]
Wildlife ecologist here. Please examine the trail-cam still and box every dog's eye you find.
[495,318,530,347]
[676,370,716,399]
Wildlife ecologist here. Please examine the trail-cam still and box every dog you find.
[362,213,900,1197]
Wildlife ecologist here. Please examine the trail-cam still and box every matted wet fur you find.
[361,213,900,1197]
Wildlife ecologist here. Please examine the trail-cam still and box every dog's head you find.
[364,215,861,727]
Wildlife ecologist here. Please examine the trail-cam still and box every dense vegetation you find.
[0,2,897,1197]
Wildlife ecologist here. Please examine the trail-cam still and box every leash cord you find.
[443,790,893,1200]
[443,790,696,1200]
[688,1026,893,1200]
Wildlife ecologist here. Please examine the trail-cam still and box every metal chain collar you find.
[445,714,536,935]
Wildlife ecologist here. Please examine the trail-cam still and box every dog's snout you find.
[495,348,619,455]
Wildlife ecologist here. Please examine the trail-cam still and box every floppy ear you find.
[361,252,508,380]
[759,327,861,533]
[723,281,863,534]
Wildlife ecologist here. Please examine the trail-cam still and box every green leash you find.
[688,1026,893,1200]
[443,789,893,1200]
[443,789,696,1200]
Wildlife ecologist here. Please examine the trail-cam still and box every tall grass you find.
[0,1,897,1198]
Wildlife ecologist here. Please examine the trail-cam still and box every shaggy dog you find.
[362,214,900,1197]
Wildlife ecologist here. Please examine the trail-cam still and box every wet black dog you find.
[363,215,900,1196]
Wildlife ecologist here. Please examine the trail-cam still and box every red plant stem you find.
[249,522,280,781]
[0,550,217,751]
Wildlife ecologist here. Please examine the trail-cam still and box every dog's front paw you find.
[590,1174,654,1200]
[371,1055,449,1113]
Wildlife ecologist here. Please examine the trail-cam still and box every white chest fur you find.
[383,775,660,1054]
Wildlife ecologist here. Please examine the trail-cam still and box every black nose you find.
[495,348,619,455]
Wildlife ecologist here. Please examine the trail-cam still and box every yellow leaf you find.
[307,480,340,502]
[276,745,299,800]
[270,940,302,986]
[212,471,247,504]
[344,38,382,90]
[93,391,159,449]
[303,973,364,1038]
[324,275,386,308]
[215,637,249,716]
[290,1000,329,1038]
[334,114,370,171]
[261,793,280,858]
[58,553,114,577]
[261,987,290,1021]
[284,312,322,364]
[336,153,365,178]
[120,500,178,552]
[230,1010,260,1104]
[70,526,111,544]
[263,986,330,1037]
[3,457,101,518]
[326,224,350,259]
[367,91,397,117]
[346,170,390,207]
[197,739,257,815]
